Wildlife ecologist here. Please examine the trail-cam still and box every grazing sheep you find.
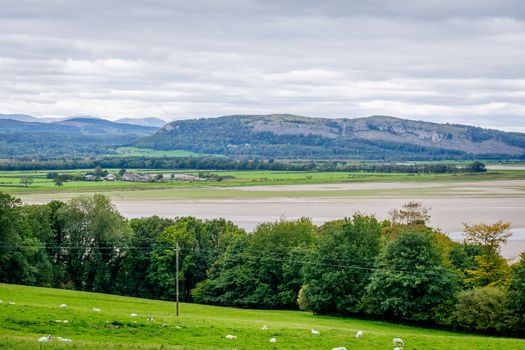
[0,300,3,303]
[260,325,268,330]
[92,308,101,312]
[38,335,54,342]
[59,304,67,309]
[162,323,168,327]
[393,338,405,346]
[8,301,15,305]
[269,338,277,343]
[356,330,364,338]
[331,348,347,350]
[225,335,237,339]
[311,329,320,335]
[147,316,154,322]
[394,347,403,350]
[57,337,72,343]
[130,313,139,317]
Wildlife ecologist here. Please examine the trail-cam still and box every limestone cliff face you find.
[138,114,525,159]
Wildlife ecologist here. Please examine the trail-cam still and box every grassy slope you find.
[111,147,209,157]
[0,284,524,350]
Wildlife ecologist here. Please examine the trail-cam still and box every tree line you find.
[0,193,523,336]
[0,156,487,174]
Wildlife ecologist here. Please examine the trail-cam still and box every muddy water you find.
[112,196,525,261]
[23,180,525,261]
[113,197,525,232]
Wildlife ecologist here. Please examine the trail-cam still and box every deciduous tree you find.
[302,214,382,314]
[365,231,458,322]
[507,252,525,333]
[19,177,33,187]
[389,201,431,226]
[57,194,131,292]
[463,221,512,287]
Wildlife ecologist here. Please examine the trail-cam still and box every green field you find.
[2,169,525,198]
[111,147,211,157]
[0,284,523,350]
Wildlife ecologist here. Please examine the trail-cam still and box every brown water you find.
[110,196,525,261]
[23,180,525,261]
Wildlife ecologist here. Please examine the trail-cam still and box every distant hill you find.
[53,117,158,136]
[115,117,167,128]
[136,114,525,161]
[0,114,167,127]
[0,113,43,123]
[0,118,159,158]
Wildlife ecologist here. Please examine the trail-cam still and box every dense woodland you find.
[1,192,523,336]
[0,117,156,158]
[139,128,506,161]
[0,156,487,174]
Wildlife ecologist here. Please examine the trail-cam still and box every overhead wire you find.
[0,243,446,277]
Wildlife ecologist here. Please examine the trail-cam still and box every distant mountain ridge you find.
[136,114,525,160]
[115,117,167,127]
[0,113,44,123]
[0,117,157,135]
[2,113,525,160]
[51,117,158,136]
[0,114,167,127]
[0,116,160,158]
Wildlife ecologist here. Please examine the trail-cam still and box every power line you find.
[0,243,447,277]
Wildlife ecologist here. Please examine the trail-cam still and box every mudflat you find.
[113,196,525,260]
[22,179,525,260]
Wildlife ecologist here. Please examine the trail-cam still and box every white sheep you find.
[225,335,237,339]
[57,337,72,343]
[92,308,101,312]
[260,325,268,330]
[147,316,154,322]
[59,304,67,309]
[331,347,347,350]
[162,323,169,327]
[38,335,54,342]
[0,300,3,303]
[130,313,139,317]
[393,338,405,346]
[269,338,277,343]
[8,301,15,305]
[394,347,403,350]
[311,329,320,335]
[356,330,364,338]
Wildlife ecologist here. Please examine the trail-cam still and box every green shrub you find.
[454,286,510,334]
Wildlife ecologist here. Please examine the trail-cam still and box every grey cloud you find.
[0,0,524,131]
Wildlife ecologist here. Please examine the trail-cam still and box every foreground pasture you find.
[1,284,524,349]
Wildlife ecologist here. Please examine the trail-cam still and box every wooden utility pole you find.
[175,240,180,317]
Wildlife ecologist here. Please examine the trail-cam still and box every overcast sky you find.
[1,0,524,131]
